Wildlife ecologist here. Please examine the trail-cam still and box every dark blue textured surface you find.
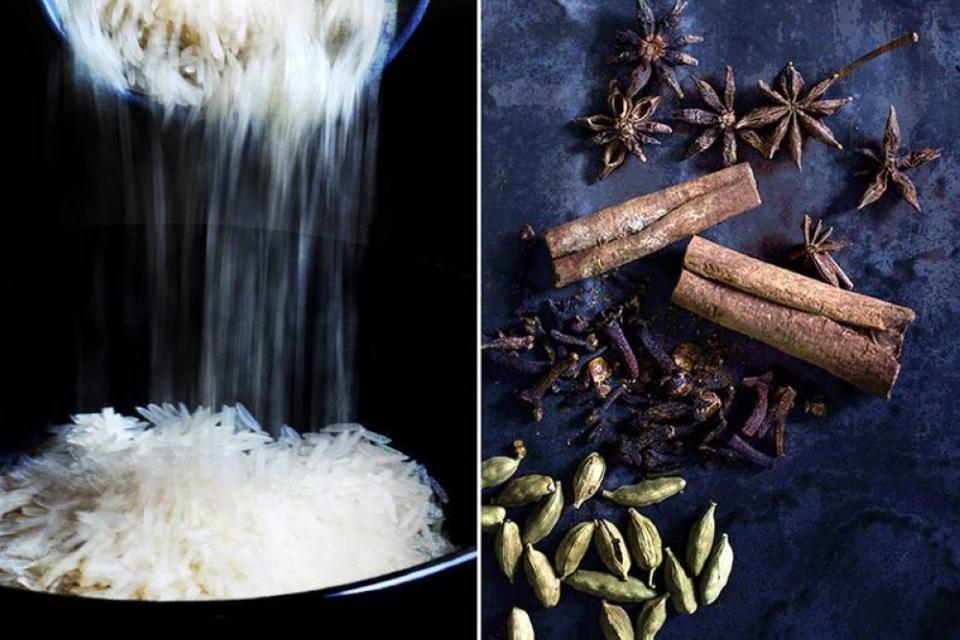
[482,1,959,637]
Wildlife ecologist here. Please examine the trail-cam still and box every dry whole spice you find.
[564,570,657,603]
[573,452,607,509]
[635,594,669,640]
[685,501,717,577]
[600,600,636,640]
[577,80,673,181]
[555,521,597,579]
[626,508,663,587]
[594,519,632,580]
[508,607,536,640]
[523,483,565,545]
[699,533,734,605]
[492,475,556,507]
[857,105,942,212]
[673,66,767,165]
[482,451,524,489]
[664,547,698,614]
[482,505,507,533]
[603,477,686,507]
[609,0,702,99]
[788,215,853,290]
[524,544,562,608]
[495,520,523,584]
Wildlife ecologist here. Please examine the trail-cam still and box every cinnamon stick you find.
[544,164,753,258]
[671,239,916,398]
[546,164,761,287]
[683,236,915,335]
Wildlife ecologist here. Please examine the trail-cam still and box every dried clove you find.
[740,373,772,437]
[550,329,597,349]
[520,354,580,421]
[755,386,796,440]
[483,334,536,351]
[724,433,775,468]
[603,315,640,380]
[486,351,553,375]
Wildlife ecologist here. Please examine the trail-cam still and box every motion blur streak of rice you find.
[52,0,397,428]
[0,405,450,600]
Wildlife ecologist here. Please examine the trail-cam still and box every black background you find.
[0,0,476,631]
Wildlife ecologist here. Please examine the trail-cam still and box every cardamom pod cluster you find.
[485,440,735,639]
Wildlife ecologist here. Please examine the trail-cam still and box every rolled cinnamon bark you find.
[547,164,761,287]
[544,164,753,259]
[683,236,915,335]
[671,239,916,398]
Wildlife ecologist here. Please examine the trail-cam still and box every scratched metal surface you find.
[481,0,960,637]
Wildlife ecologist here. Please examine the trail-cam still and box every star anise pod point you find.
[788,214,853,289]
[672,65,768,166]
[735,61,853,171]
[609,0,702,100]
[857,105,942,212]
[577,80,673,181]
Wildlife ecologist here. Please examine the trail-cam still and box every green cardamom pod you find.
[563,570,656,603]
[635,594,668,640]
[626,508,662,587]
[594,519,631,580]
[507,607,535,640]
[602,477,686,507]
[554,521,595,578]
[523,483,564,545]
[686,501,716,577]
[482,505,507,533]
[572,452,606,509]
[699,533,733,605]
[482,452,523,489]
[600,600,635,640]
[492,474,556,507]
[524,544,561,608]
[663,547,697,615]
[495,520,523,584]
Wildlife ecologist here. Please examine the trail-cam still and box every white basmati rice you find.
[0,405,451,600]
[54,0,392,130]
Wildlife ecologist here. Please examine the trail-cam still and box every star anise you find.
[857,106,942,212]
[577,80,672,181]
[609,0,702,99]
[787,214,853,289]
[735,62,853,171]
[672,66,767,166]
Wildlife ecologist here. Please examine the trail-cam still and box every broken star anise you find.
[577,79,673,181]
[609,0,702,99]
[857,105,942,212]
[787,214,853,289]
[672,66,767,166]
[735,62,853,170]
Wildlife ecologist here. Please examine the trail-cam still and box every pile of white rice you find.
[0,405,450,600]
[54,0,392,127]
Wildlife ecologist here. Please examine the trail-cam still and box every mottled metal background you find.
[482,0,959,637]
